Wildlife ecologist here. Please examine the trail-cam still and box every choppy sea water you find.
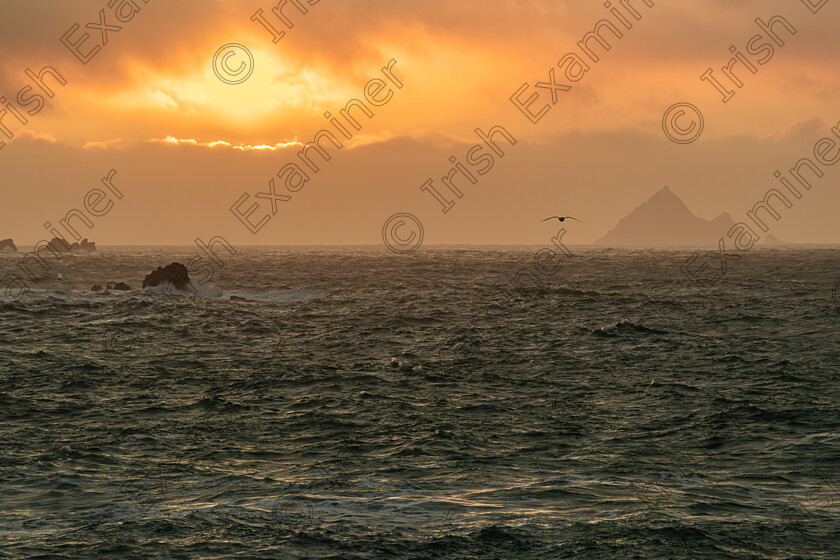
[1,247,839,559]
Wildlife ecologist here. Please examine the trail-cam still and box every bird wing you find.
[541,217,561,222]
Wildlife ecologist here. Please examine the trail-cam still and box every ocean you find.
[1,246,838,559]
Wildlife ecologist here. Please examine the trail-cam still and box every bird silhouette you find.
[541,216,581,223]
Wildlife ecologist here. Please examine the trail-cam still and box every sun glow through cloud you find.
[153,136,303,150]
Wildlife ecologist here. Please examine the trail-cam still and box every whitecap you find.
[223,289,325,303]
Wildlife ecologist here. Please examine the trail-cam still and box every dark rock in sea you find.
[0,239,17,253]
[77,238,96,252]
[229,295,255,302]
[93,282,131,291]
[142,263,191,291]
[45,237,71,253]
[43,237,97,254]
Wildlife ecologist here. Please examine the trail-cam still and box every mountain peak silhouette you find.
[595,186,783,247]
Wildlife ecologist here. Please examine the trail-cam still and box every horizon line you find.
[4,242,840,250]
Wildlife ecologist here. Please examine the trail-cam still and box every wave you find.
[0,285,326,305]
[593,319,660,336]
[223,289,326,304]
[507,285,602,298]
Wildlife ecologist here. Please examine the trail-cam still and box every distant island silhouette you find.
[0,238,97,254]
[0,239,17,253]
[41,237,97,254]
[595,186,783,247]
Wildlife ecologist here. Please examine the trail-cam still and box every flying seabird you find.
[541,216,581,223]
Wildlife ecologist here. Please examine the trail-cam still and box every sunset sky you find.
[1,0,839,246]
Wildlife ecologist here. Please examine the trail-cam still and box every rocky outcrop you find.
[142,263,191,291]
[92,282,133,291]
[44,237,97,254]
[0,239,17,253]
[77,238,96,252]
